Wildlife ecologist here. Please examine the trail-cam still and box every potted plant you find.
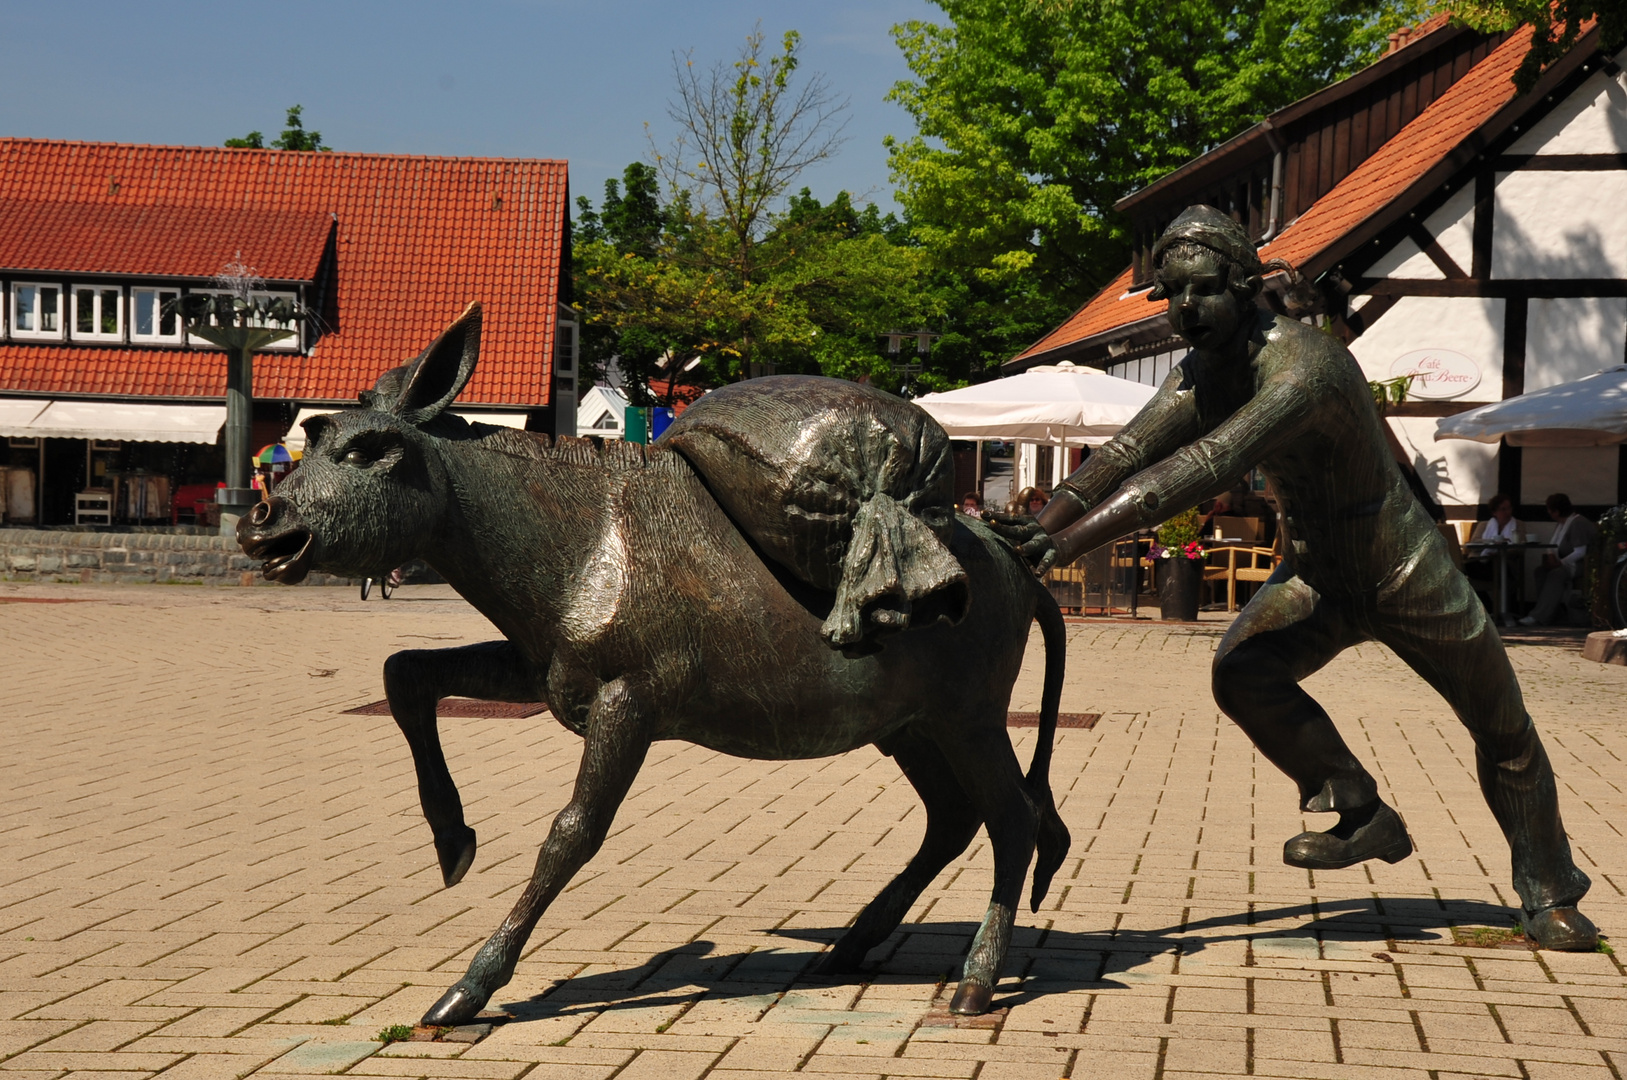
[1152,509,1206,621]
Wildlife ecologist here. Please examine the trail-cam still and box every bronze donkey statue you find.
[238,304,1069,1024]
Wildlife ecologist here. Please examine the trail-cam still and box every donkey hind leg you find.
[936,721,1040,1015]
[816,730,982,976]
[384,641,543,888]
[421,677,652,1027]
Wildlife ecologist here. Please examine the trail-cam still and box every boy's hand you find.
[982,512,1059,575]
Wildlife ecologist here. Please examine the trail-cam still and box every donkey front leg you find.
[421,677,652,1026]
[384,640,543,888]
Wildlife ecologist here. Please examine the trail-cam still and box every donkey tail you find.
[1026,579,1071,912]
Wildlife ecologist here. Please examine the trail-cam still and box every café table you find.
[1463,540,1556,627]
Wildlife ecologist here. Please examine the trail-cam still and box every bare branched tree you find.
[655,25,849,282]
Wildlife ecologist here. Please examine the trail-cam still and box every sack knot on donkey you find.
[239,301,1070,1023]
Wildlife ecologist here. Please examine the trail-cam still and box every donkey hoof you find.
[948,980,994,1015]
[435,827,477,888]
[421,981,488,1026]
[812,945,863,977]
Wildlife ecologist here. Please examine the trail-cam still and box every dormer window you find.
[11,283,63,340]
[131,287,182,343]
[72,286,123,341]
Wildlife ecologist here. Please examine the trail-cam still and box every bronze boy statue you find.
[994,205,1597,949]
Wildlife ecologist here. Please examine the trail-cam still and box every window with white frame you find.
[10,283,64,340]
[184,289,301,349]
[130,287,182,343]
[72,286,123,341]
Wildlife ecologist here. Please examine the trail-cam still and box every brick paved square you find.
[0,583,1622,1078]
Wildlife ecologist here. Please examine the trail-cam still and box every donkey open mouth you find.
[241,499,315,583]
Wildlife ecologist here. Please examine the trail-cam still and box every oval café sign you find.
[1389,349,1482,400]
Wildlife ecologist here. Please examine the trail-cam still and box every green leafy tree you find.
[1455,0,1625,93]
[575,172,944,403]
[574,163,699,405]
[226,105,329,151]
[573,26,947,404]
[652,25,850,374]
[885,0,1433,372]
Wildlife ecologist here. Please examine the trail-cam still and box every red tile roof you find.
[0,201,332,280]
[0,140,569,406]
[1011,25,1555,366]
[1011,268,1165,364]
[1254,27,1533,272]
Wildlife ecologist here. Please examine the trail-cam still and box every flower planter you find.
[1159,555,1203,621]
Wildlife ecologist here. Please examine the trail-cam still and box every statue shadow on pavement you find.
[490,895,1516,1022]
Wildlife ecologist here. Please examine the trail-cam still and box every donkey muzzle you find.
[238,497,316,584]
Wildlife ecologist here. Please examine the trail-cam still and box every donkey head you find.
[238,302,483,584]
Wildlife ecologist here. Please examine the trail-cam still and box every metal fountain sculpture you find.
[238,302,1070,1025]
[167,258,307,533]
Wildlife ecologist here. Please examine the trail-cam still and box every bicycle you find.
[1610,547,1627,629]
[360,566,404,601]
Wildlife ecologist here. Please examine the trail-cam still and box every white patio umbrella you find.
[1434,365,1627,446]
[914,361,1157,446]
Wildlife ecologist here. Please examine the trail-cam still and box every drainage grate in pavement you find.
[1007,712,1100,729]
[344,698,548,718]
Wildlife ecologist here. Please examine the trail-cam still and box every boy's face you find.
[1159,247,1248,353]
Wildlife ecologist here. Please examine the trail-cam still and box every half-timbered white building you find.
[1011,17,1627,522]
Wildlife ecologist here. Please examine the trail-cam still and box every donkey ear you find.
[393,302,482,424]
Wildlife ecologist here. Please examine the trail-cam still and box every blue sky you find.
[1,0,938,215]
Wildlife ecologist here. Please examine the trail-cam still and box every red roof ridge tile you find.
[0,136,567,167]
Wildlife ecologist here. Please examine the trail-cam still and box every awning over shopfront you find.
[0,398,225,443]
[282,406,530,451]
[0,398,47,436]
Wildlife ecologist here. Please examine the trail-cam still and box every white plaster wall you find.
[1491,170,1627,278]
[1525,296,1627,390]
[1017,441,1037,495]
[1394,416,1500,509]
[1521,446,1619,506]
[1423,184,1477,271]
[1348,296,1503,402]
[1366,237,1444,279]
[1507,50,1627,155]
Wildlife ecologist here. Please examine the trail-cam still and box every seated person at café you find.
[1519,493,1597,626]
[1013,485,1049,517]
[1471,492,1521,543]
[1465,492,1520,601]
[960,490,984,516]
[1199,489,1235,536]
